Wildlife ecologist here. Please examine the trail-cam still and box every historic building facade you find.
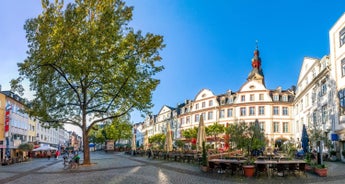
[0,90,71,162]
[330,13,345,158]
[142,47,295,150]
[294,56,337,149]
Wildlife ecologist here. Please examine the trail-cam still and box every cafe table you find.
[254,160,306,177]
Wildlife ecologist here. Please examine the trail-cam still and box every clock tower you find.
[247,44,265,86]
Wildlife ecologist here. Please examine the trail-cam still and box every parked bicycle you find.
[63,154,80,170]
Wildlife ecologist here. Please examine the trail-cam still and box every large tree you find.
[13,0,165,165]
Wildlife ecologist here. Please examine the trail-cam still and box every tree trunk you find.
[82,108,91,165]
[83,130,90,165]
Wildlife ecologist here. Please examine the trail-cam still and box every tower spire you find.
[247,41,265,85]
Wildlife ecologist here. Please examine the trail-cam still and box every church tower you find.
[247,44,265,86]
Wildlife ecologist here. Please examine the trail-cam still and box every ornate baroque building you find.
[142,47,296,150]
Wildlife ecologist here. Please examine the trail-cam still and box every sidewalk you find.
[1,152,345,184]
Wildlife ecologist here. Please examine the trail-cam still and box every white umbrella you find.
[165,122,173,152]
[131,134,136,151]
[32,146,58,151]
[196,115,206,152]
[144,130,149,151]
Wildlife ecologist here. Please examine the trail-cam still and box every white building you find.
[294,56,337,149]
[178,47,295,149]
[329,13,345,158]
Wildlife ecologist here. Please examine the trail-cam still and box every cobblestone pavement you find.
[0,151,345,184]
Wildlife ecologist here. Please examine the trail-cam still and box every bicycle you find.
[63,155,79,170]
[63,159,79,170]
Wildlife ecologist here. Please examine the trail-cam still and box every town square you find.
[1,0,345,183]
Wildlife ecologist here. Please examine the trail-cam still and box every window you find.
[341,58,345,77]
[322,105,327,124]
[219,110,225,118]
[195,114,199,122]
[273,106,279,115]
[282,95,288,102]
[240,107,246,116]
[209,100,213,107]
[195,103,199,110]
[202,102,206,108]
[282,107,289,115]
[259,94,264,100]
[208,111,213,120]
[249,107,255,116]
[259,106,265,115]
[259,122,265,131]
[228,97,233,103]
[227,108,233,117]
[250,94,254,101]
[186,116,190,124]
[221,98,225,105]
[273,122,279,133]
[181,118,184,125]
[340,27,345,47]
[273,95,279,101]
[320,81,327,96]
[339,89,345,115]
[241,95,245,102]
[283,122,289,133]
[313,111,317,125]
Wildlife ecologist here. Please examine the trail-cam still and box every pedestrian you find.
[47,150,51,160]
[55,150,60,159]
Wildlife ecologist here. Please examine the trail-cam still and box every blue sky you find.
[1,0,345,125]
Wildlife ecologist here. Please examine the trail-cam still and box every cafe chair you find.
[288,163,298,176]
[208,161,221,173]
[298,163,307,177]
[256,164,269,177]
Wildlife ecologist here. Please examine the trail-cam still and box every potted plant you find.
[200,141,209,172]
[314,164,327,177]
[304,152,313,172]
[243,157,256,177]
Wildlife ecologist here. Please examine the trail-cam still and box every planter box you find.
[243,165,255,177]
[314,168,327,177]
[305,164,313,172]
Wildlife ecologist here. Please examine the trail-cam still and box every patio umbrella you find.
[196,115,206,152]
[144,130,149,151]
[165,122,173,152]
[301,124,309,153]
[32,145,58,151]
[131,133,136,151]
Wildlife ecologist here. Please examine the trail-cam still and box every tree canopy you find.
[226,120,265,156]
[181,127,198,139]
[13,0,165,165]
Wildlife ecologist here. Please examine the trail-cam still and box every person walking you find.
[47,150,52,160]
[55,150,60,159]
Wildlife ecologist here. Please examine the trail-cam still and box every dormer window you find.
[273,94,279,101]
[282,95,288,102]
